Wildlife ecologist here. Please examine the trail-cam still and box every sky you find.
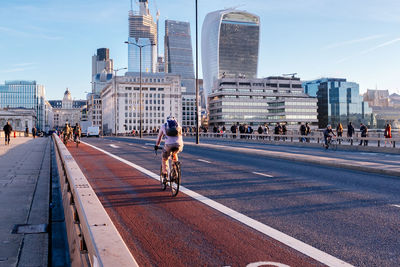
[0,0,399,100]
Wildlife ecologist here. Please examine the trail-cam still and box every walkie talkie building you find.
[202,9,260,98]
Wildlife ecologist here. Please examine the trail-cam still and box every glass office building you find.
[202,9,260,99]
[303,78,373,128]
[0,80,46,130]
[208,76,318,128]
[165,20,195,93]
[128,0,157,73]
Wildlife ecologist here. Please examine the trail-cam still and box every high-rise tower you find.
[201,9,260,98]
[165,20,195,93]
[128,0,157,73]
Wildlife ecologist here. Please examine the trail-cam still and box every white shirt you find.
[158,123,183,146]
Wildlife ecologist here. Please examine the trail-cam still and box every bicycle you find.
[156,147,181,197]
[74,134,80,147]
[324,136,338,150]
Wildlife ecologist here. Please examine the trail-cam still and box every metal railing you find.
[181,131,400,149]
[52,134,138,267]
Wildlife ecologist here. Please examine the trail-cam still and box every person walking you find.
[3,121,12,145]
[347,122,355,145]
[359,123,368,146]
[230,124,237,139]
[384,123,392,147]
[305,122,311,143]
[32,126,37,139]
[282,122,287,141]
[336,123,343,144]
[299,123,307,142]
[25,126,29,137]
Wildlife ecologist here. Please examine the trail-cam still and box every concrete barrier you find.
[52,134,138,267]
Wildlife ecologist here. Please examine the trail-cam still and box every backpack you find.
[165,120,178,137]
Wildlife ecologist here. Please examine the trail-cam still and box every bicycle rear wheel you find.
[170,162,180,197]
[159,166,166,191]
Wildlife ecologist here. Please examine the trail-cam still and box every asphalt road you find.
[77,137,400,266]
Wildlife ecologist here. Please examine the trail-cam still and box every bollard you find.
[14,131,16,138]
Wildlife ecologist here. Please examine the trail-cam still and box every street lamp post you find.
[124,41,155,138]
[195,0,200,144]
[113,67,127,136]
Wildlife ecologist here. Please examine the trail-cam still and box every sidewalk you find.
[0,137,50,267]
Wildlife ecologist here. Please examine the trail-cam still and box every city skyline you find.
[0,0,399,100]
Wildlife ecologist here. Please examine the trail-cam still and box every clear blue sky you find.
[0,0,399,100]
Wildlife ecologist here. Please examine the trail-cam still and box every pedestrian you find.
[384,123,392,147]
[305,122,311,143]
[282,122,287,141]
[336,123,343,144]
[257,125,263,139]
[3,121,12,145]
[359,123,368,146]
[299,123,306,142]
[32,126,37,139]
[336,123,343,137]
[239,124,245,139]
[25,126,29,137]
[274,123,282,141]
[347,122,355,145]
[230,124,237,139]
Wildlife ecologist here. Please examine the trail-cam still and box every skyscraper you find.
[92,48,113,94]
[128,0,157,73]
[202,9,260,98]
[165,20,195,93]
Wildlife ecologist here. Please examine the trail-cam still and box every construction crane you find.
[282,73,298,79]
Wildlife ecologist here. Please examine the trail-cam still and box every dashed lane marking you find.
[197,159,211,164]
[391,205,400,208]
[252,172,274,178]
[82,142,354,267]
[109,144,120,149]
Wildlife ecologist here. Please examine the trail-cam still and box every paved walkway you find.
[0,137,50,267]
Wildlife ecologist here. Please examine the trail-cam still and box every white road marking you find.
[247,262,290,267]
[391,204,400,208]
[197,159,211,164]
[252,172,273,178]
[142,146,148,149]
[109,144,120,149]
[145,143,154,146]
[82,142,354,267]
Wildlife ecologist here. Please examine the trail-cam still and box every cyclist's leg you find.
[171,144,183,163]
[161,146,171,175]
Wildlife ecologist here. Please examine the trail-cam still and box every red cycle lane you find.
[67,142,322,267]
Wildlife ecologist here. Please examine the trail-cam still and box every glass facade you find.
[202,9,260,99]
[165,20,195,93]
[127,2,157,73]
[303,78,373,128]
[0,80,46,130]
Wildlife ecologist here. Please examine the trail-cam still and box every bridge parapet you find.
[52,134,138,267]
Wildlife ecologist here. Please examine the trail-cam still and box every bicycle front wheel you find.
[331,142,338,151]
[170,162,180,197]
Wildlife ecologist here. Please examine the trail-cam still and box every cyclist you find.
[154,116,184,182]
[323,125,336,149]
[73,123,81,144]
[62,123,71,144]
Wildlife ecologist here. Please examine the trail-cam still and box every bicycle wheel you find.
[159,166,166,191]
[331,140,338,151]
[170,161,180,197]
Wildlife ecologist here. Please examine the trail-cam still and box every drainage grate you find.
[12,224,48,234]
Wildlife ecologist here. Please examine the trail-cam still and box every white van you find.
[87,126,100,137]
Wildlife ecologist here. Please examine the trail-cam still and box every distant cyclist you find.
[73,123,81,144]
[323,125,336,149]
[154,116,184,182]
